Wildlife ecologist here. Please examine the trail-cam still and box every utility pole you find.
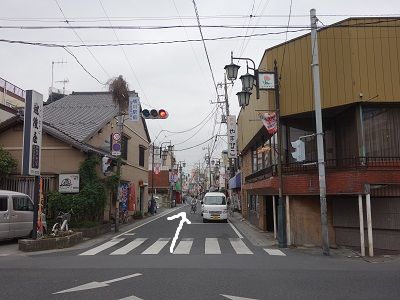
[223,74,235,180]
[274,60,287,248]
[310,8,330,256]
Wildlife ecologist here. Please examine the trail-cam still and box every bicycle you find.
[228,204,234,217]
[52,209,73,236]
[119,209,129,224]
[190,202,197,214]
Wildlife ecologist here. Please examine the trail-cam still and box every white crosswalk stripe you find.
[229,238,253,254]
[263,248,286,256]
[173,238,193,254]
[110,238,147,255]
[205,238,221,254]
[78,237,286,256]
[79,238,125,256]
[141,238,170,254]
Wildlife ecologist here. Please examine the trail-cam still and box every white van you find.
[0,190,47,240]
[201,192,228,223]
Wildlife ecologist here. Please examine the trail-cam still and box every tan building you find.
[237,17,400,253]
[0,77,25,109]
[0,91,151,220]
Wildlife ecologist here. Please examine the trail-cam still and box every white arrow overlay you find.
[167,212,191,253]
[221,294,259,300]
[53,273,142,294]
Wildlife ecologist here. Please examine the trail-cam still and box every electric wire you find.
[171,0,214,97]
[191,0,219,98]
[279,0,293,77]
[98,0,153,109]
[173,135,216,151]
[1,14,399,23]
[54,0,110,79]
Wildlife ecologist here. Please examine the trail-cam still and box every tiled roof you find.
[44,92,119,142]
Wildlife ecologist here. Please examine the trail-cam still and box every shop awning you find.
[229,172,241,189]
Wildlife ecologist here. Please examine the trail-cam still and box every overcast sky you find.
[1,0,399,171]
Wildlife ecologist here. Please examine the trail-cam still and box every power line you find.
[280,0,293,77]
[191,0,219,98]
[174,135,216,151]
[62,47,105,85]
[97,0,153,109]
[54,0,110,78]
[171,0,214,97]
[1,13,398,22]
[0,29,311,48]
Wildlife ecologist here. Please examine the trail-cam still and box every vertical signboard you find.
[128,96,140,121]
[227,115,237,158]
[22,90,43,176]
[111,132,121,156]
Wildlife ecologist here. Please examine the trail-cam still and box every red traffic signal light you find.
[142,109,169,119]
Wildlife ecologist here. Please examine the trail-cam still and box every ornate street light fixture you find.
[240,72,255,91]
[225,51,260,102]
[236,90,251,108]
[224,62,240,81]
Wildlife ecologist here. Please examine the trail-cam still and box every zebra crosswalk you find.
[79,237,287,257]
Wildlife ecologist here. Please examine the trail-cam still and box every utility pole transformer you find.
[310,8,330,256]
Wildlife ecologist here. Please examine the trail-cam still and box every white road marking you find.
[53,273,142,294]
[79,238,125,256]
[122,233,136,236]
[221,294,259,300]
[173,238,193,254]
[118,296,143,300]
[141,238,170,254]
[228,221,243,239]
[110,238,147,255]
[229,238,253,254]
[205,238,221,254]
[167,212,191,253]
[113,205,183,239]
[264,248,286,256]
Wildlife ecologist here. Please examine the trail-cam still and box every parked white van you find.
[0,190,47,240]
[201,192,228,223]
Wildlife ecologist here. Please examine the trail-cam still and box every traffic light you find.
[142,109,169,119]
[291,139,306,162]
[102,156,114,175]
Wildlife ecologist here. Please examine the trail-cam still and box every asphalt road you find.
[1,203,399,300]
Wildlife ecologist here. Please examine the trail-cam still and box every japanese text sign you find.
[227,115,237,158]
[22,90,43,176]
[128,96,140,121]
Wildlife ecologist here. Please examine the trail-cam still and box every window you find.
[121,136,128,160]
[139,145,145,167]
[12,196,33,211]
[204,196,226,205]
[252,149,258,172]
[0,196,8,211]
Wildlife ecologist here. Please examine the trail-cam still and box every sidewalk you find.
[229,211,400,263]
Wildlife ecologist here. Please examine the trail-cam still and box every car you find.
[0,190,47,240]
[201,192,228,223]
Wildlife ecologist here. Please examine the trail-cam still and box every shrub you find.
[47,156,107,224]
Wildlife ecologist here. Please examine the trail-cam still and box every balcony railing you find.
[245,157,400,182]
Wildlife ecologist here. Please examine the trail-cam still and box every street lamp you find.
[224,51,260,100]
[236,90,251,108]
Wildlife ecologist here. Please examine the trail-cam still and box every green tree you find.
[0,146,17,177]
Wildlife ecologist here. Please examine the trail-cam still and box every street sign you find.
[128,96,140,121]
[111,132,121,156]
[227,115,237,158]
[258,72,275,90]
[22,90,43,176]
